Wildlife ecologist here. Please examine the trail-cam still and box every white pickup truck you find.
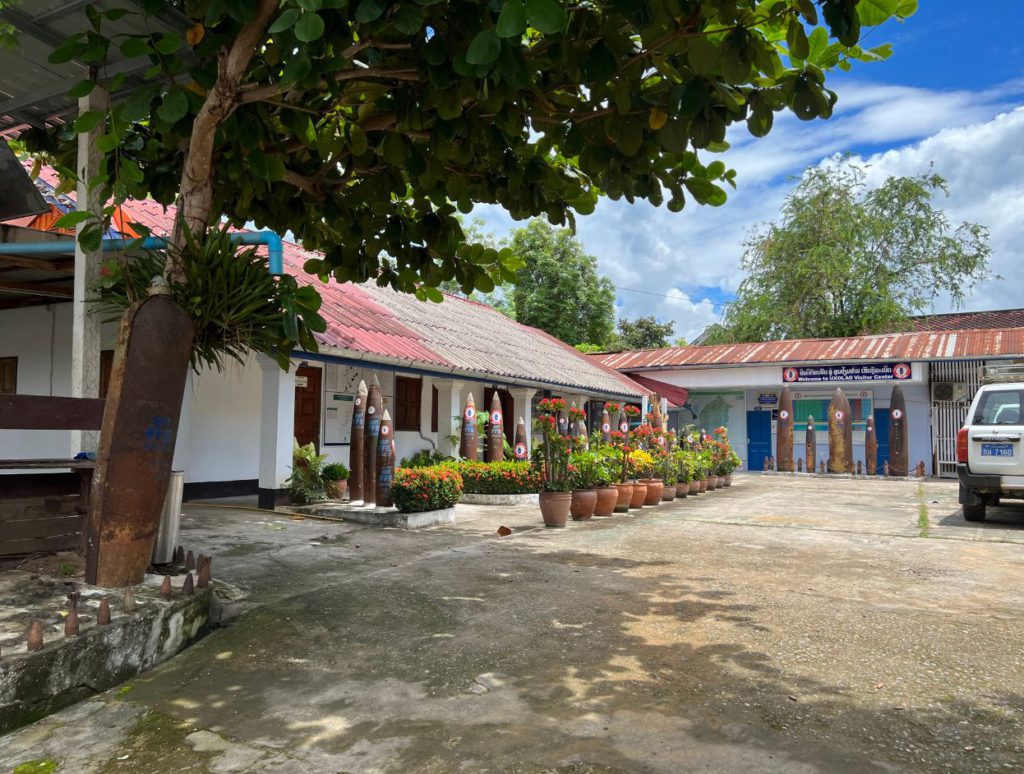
[957,365,1024,521]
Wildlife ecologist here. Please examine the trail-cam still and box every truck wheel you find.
[963,502,986,522]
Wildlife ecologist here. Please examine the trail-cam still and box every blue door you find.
[874,408,890,474]
[746,410,772,471]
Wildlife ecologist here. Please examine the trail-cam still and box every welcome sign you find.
[782,362,912,383]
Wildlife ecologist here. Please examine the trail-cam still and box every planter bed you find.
[291,503,455,529]
[459,493,539,506]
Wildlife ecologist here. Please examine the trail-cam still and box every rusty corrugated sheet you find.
[594,329,1024,371]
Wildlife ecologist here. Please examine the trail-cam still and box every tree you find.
[617,316,676,350]
[509,219,616,347]
[706,160,993,343]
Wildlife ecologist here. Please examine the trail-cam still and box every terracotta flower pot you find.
[661,485,676,501]
[595,486,618,517]
[724,474,733,487]
[707,477,717,491]
[539,491,571,528]
[675,483,687,498]
[643,479,664,505]
[570,489,597,521]
[698,479,708,493]
[688,481,699,496]
[325,478,348,499]
[613,483,633,513]
[629,482,648,509]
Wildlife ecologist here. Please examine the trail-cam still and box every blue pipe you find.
[0,231,284,274]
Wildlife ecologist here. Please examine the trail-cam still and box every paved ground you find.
[3,475,1024,773]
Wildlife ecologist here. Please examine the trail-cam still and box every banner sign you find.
[782,362,912,383]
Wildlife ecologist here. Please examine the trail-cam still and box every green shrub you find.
[392,466,463,513]
[446,460,542,494]
[400,448,451,468]
[322,462,349,481]
[287,440,328,504]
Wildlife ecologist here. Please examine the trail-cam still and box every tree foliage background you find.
[617,316,677,349]
[705,159,993,344]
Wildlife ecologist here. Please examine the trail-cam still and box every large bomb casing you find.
[841,389,854,470]
[889,385,909,477]
[865,414,878,475]
[460,394,478,461]
[486,392,504,462]
[805,415,817,473]
[348,380,368,503]
[513,417,529,460]
[617,411,628,436]
[601,409,612,443]
[376,410,396,507]
[777,386,794,472]
[827,388,850,474]
[363,376,382,506]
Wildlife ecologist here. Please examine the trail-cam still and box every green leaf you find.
[496,0,528,38]
[857,0,899,26]
[154,32,180,55]
[119,36,152,58]
[467,28,501,65]
[52,210,95,229]
[422,286,444,303]
[687,36,718,75]
[294,12,325,42]
[48,34,86,64]
[74,110,105,133]
[97,134,120,153]
[349,124,368,155]
[787,18,809,61]
[157,88,188,123]
[525,0,567,34]
[248,149,287,181]
[68,80,96,98]
[355,0,387,22]
[268,8,300,33]
[391,4,424,35]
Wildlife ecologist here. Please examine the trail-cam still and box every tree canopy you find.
[508,219,616,347]
[26,0,913,305]
[617,315,677,349]
[705,159,993,343]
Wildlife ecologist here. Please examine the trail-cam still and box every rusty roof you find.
[594,328,1024,372]
[903,309,1024,333]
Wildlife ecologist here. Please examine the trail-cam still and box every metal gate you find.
[930,359,983,478]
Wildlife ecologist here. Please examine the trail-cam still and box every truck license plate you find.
[981,443,1014,457]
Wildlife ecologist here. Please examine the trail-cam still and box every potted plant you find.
[628,448,654,508]
[322,462,349,499]
[608,427,634,512]
[287,439,329,505]
[568,450,602,521]
[534,397,572,527]
[593,446,619,516]
[673,448,689,498]
[644,446,666,505]
[659,449,677,501]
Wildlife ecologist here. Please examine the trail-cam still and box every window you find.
[975,390,1021,426]
[0,357,15,394]
[793,396,873,431]
[431,386,438,433]
[394,376,422,431]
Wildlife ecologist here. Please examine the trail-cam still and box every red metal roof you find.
[595,328,1024,371]
[625,373,689,406]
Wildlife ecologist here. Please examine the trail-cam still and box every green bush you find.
[392,466,463,513]
[446,460,543,494]
[322,462,349,481]
[399,448,451,468]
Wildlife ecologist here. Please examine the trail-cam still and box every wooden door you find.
[294,366,322,450]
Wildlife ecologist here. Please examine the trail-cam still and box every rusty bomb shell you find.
[174,546,185,564]
[513,417,529,460]
[27,620,43,651]
[349,379,368,504]
[122,586,136,613]
[185,550,195,572]
[884,460,890,477]
[889,385,909,477]
[198,558,211,589]
[160,576,172,599]
[363,375,383,506]
[865,414,878,476]
[857,460,863,475]
[777,386,794,472]
[601,408,612,443]
[97,598,111,626]
[818,459,825,474]
[617,411,628,436]
[487,392,504,462]
[182,573,194,596]
[65,606,79,637]
[577,420,589,449]
[828,388,850,474]
[568,402,579,438]
[841,390,854,469]
[376,409,396,507]
[805,415,817,474]
[797,457,804,473]
[460,393,478,461]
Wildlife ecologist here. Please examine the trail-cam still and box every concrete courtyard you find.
[2,475,1023,773]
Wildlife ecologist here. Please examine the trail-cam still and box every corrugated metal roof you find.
[595,328,1024,371]
[904,309,1024,332]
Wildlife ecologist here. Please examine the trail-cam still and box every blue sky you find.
[474,2,1024,342]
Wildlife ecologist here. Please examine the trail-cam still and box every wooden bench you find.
[0,394,104,558]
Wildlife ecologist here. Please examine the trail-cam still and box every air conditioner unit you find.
[931,381,970,402]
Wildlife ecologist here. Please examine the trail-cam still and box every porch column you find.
[70,86,109,454]
[435,379,464,457]
[257,355,296,509]
[510,387,537,454]
[172,370,193,474]
[419,375,435,440]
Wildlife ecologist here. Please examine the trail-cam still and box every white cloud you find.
[475,79,1024,343]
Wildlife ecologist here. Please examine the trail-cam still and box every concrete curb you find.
[459,493,540,506]
[291,504,456,529]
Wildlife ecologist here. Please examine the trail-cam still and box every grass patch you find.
[916,481,930,537]
[14,761,58,774]
[114,682,135,698]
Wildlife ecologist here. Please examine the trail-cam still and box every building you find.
[1,166,647,508]
[595,327,1024,477]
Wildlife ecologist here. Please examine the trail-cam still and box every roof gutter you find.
[0,231,284,274]
[294,346,643,401]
